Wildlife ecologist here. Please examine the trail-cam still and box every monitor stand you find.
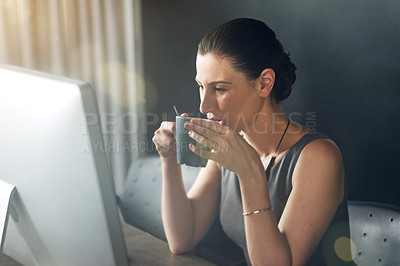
[0,179,16,252]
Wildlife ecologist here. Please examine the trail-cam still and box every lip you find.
[207,117,221,122]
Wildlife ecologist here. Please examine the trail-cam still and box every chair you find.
[348,201,400,265]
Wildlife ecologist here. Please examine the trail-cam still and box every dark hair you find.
[197,18,296,102]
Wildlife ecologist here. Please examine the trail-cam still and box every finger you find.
[190,118,227,134]
[185,121,220,140]
[189,131,229,153]
[189,143,217,161]
[161,134,176,148]
[156,128,174,138]
[155,139,176,154]
[188,130,215,150]
[181,113,189,117]
[153,131,176,148]
[160,121,176,135]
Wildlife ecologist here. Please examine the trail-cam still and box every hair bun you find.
[273,50,297,102]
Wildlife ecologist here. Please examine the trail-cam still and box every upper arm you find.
[278,138,345,265]
[187,160,222,246]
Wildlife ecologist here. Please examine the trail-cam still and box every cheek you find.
[217,94,238,113]
[218,95,243,126]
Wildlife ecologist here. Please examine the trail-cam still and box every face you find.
[195,53,264,132]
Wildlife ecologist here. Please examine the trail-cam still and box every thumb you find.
[181,113,189,117]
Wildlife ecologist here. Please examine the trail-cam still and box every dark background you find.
[140,0,400,205]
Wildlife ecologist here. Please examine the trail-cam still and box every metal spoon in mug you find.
[173,105,180,116]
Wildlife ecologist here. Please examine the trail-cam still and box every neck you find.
[241,99,288,158]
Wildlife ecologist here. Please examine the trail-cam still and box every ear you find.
[258,68,275,98]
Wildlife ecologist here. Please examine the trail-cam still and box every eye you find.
[215,87,226,93]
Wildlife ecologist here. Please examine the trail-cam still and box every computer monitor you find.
[0,65,129,266]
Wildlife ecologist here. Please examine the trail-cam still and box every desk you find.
[1,222,215,266]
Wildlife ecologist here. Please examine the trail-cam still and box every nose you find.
[199,88,215,115]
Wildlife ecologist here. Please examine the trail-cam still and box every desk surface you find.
[1,222,215,266]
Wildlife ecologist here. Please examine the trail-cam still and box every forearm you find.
[239,170,292,266]
[161,157,195,253]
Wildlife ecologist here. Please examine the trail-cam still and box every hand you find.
[185,118,263,177]
[153,113,189,159]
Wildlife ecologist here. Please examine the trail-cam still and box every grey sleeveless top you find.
[220,132,354,265]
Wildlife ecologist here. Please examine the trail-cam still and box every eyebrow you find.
[195,79,233,85]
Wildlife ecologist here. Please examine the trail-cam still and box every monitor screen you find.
[0,65,129,266]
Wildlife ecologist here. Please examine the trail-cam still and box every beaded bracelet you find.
[242,207,273,216]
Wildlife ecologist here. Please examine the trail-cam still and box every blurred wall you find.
[141,0,400,205]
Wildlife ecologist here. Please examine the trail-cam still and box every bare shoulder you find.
[293,136,344,199]
[300,137,342,163]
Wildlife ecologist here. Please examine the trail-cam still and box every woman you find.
[153,18,353,265]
